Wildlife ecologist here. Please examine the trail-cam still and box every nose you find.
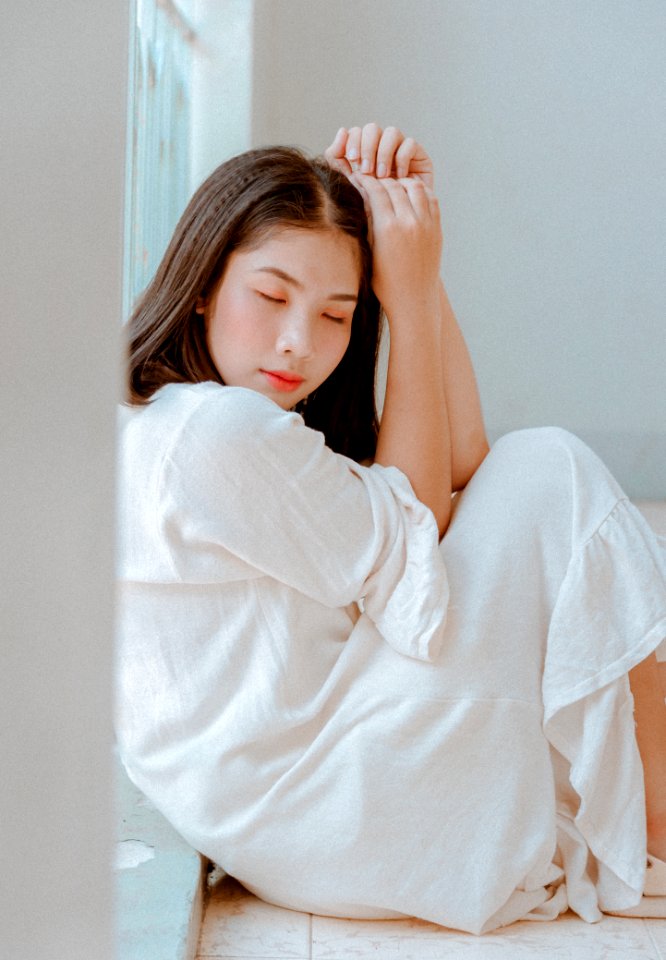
[275,309,314,359]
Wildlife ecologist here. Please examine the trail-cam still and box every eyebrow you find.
[253,267,358,302]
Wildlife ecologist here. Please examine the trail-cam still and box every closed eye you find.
[258,291,286,304]
[323,313,348,324]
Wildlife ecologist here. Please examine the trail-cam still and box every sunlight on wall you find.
[122,0,254,316]
[190,0,254,190]
[123,0,195,316]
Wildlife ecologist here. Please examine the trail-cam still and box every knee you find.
[480,427,593,505]
[491,427,582,468]
[449,427,580,553]
[486,427,624,509]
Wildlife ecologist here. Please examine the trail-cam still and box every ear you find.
[195,297,206,315]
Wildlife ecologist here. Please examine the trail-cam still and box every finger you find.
[398,177,430,218]
[348,172,370,213]
[327,154,354,177]
[428,189,440,220]
[323,127,354,177]
[422,184,441,232]
[359,122,382,174]
[346,175,373,243]
[324,126,348,161]
[345,126,363,171]
[354,173,399,219]
[380,177,423,220]
[363,176,418,224]
[395,137,434,188]
[400,176,431,218]
[375,126,403,178]
[394,137,420,179]
[401,176,440,218]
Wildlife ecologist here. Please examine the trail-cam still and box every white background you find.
[1,2,663,955]
[247,0,665,497]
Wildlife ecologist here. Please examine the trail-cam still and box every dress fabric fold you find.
[115,383,666,934]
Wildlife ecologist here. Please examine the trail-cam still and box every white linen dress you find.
[115,381,666,935]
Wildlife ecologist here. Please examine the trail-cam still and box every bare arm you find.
[326,124,489,530]
[356,174,452,535]
[437,280,489,490]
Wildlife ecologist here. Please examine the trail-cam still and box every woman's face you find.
[202,227,361,410]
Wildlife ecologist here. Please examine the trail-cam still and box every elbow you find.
[436,492,453,540]
[451,434,490,492]
[438,516,451,541]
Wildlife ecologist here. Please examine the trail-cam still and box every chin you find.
[258,389,301,411]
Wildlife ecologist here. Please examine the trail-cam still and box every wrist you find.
[383,288,441,337]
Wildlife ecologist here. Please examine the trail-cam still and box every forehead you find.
[233,227,361,285]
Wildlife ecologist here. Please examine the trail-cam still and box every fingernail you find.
[377,162,387,178]
[347,148,358,160]
[361,158,372,173]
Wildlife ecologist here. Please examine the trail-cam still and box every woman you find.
[116,124,666,934]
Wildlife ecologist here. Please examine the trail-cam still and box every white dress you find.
[115,381,666,935]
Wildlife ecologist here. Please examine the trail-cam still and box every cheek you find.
[321,325,352,371]
[209,295,263,350]
[219,316,257,349]
[339,330,353,362]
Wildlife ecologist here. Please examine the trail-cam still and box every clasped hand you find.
[325,124,442,316]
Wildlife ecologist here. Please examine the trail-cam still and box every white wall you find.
[0,2,127,955]
[190,0,254,190]
[252,0,666,498]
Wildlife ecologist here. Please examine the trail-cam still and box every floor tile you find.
[311,910,659,959]
[644,920,666,960]
[197,876,310,959]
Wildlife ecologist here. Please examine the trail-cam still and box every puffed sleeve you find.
[159,386,449,662]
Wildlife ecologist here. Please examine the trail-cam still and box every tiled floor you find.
[196,875,666,959]
[196,501,666,960]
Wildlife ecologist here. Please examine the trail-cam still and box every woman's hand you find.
[325,123,488,505]
[351,174,442,320]
[325,124,434,190]
[325,124,441,317]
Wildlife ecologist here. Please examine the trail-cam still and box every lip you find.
[260,369,305,392]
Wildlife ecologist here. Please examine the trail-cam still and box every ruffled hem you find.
[543,498,666,720]
[541,498,666,920]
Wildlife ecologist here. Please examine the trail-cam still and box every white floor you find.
[196,501,666,960]
[196,875,666,960]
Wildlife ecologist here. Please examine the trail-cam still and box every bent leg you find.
[445,426,666,693]
[630,651,666,861]
[442,427,666,914]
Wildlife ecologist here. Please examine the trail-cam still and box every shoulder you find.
[120,382,307,467]
[124,381,300,441]
[149,383,322,479]
[166,383,304,449]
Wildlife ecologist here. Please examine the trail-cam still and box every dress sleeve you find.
[159,387,449,662]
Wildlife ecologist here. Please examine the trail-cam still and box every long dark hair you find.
[125,146,382,462]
